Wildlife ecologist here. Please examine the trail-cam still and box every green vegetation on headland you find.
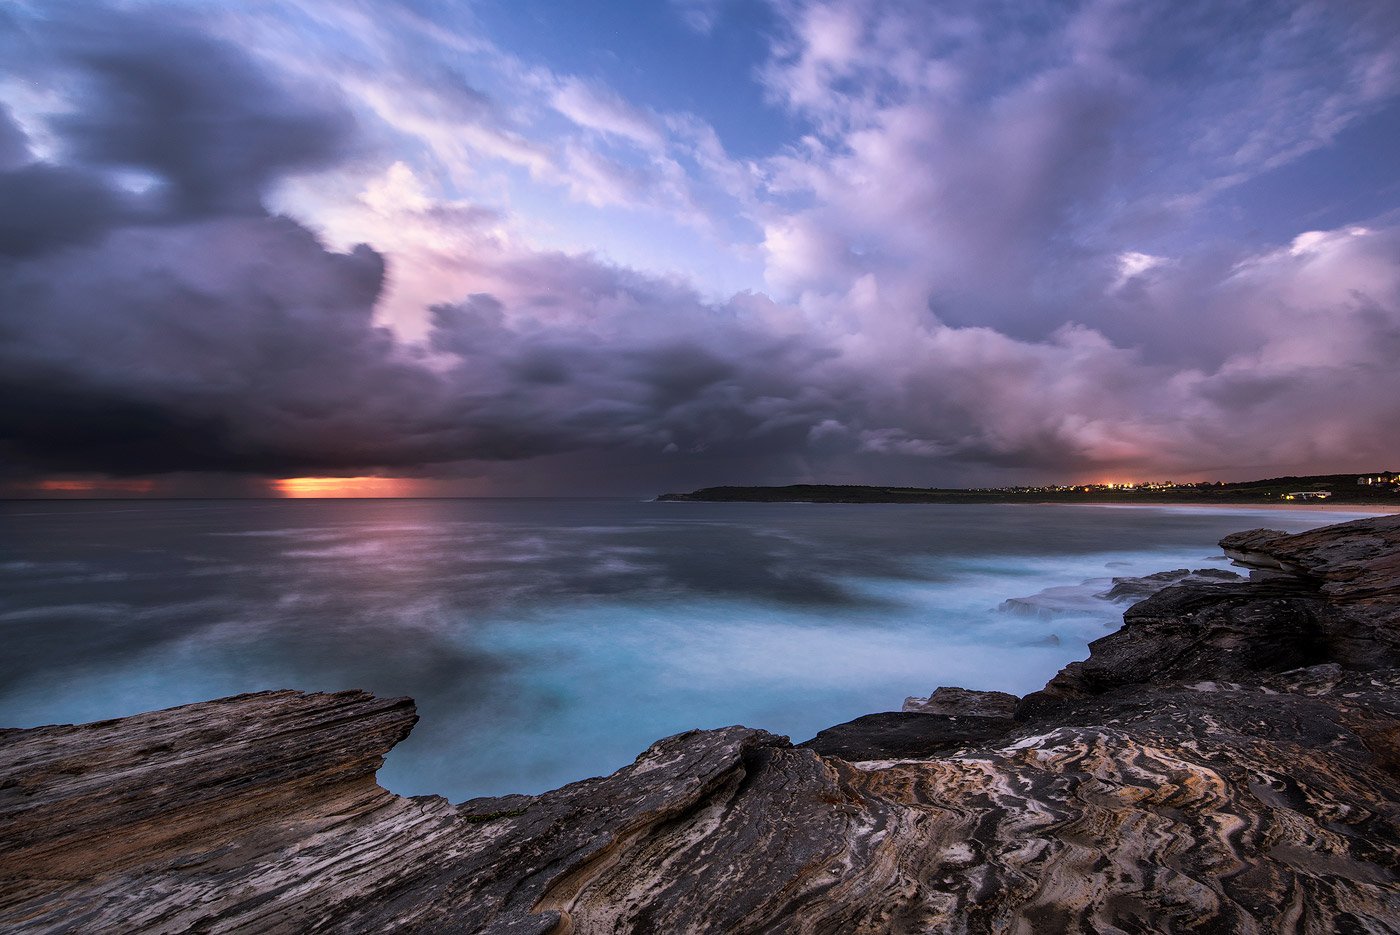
[656,471,1400,505]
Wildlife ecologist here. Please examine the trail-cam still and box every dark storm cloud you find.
[5,201,1399,483]
[0,100,141,258]
[0,216,432,474]
[0,162,134,257]
[420,290,844,466]
[0,157,838,476]
[41,7,355,217]
[0,9,434,476]
[0,4,356,254]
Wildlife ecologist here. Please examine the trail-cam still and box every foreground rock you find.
[3,515,1400,933]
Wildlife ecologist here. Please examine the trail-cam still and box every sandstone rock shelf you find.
[4,515,1400,933]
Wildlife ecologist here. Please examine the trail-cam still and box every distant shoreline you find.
[656,498,1400,514]
[656,475,1400,510]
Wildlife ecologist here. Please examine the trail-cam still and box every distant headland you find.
[658,470,1400,506]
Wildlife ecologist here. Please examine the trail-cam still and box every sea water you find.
[0,499,1369,801]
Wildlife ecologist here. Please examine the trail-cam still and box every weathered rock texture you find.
[4,515,1400,933]
[1096,566,1243,602]
[902,685,1019,717]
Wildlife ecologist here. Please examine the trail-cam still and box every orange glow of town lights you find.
[273,477,412,498]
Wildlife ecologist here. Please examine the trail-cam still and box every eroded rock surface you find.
[3,515,1400,933]
[1096,566,1242,602]
[902,685,1019,717]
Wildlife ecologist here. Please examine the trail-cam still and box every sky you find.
[2,0,1399,496]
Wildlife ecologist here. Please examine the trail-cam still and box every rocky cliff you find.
[3,515,1399,933]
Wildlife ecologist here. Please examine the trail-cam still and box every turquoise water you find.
[0,499,1367,800]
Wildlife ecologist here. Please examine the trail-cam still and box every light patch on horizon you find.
[274,478,416,499]
[31,479,157,495]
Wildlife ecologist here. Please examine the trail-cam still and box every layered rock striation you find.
[4,515,1400,933]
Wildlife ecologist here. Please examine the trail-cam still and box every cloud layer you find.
[2,1,1399,493]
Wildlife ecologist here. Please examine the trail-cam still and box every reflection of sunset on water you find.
[273,477,412,498]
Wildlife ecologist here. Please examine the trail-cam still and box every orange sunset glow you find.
[273,477,413,498]
[36,478,156,494]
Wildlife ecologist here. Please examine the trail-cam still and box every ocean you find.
[0,498,1366,802]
